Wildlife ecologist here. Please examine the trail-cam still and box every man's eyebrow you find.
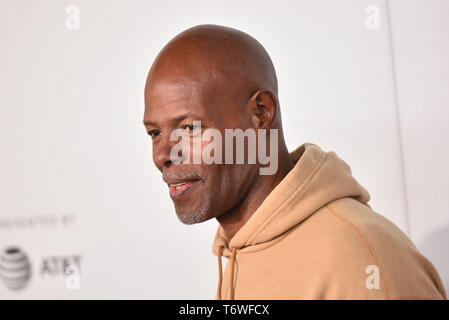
[143,112,197,126]
[174,112,196,122]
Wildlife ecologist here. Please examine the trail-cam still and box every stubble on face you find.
[175,202,208,224]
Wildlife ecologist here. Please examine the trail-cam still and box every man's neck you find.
[216,150,294,242]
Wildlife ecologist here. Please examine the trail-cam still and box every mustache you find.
[162,171,203,180]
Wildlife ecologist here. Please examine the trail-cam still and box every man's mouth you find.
[168,179,200,197]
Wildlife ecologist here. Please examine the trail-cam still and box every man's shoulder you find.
[299,197,418,263]
[320,198,415,253]
[288,197,447,299]
[281,197,419,284]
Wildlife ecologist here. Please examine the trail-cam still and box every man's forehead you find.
[144,58,239,125]
[145,67,229,108]
[144,78,207,123]
[145,78,202,110]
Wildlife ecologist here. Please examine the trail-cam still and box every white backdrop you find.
[0,0,448,299]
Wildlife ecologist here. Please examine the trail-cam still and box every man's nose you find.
[153,136,174,171]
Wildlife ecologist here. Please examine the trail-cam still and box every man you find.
[143,24,446,299]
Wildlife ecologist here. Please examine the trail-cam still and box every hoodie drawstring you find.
[216,246,223,300]
[216,246,237,300]
[229,247,237,300]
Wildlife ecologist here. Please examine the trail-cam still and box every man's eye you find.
[147,129,160,137]
[183,124,202,133]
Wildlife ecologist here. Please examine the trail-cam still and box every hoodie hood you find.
[212,142,371,299]
[213,142,371,256]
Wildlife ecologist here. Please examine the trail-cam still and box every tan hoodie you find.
[212,143,447,300]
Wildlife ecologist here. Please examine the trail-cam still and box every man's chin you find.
[175,208,209,225]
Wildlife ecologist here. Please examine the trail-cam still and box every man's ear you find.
[248,89,277,129]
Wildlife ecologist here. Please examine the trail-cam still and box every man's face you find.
[144,75,258,224]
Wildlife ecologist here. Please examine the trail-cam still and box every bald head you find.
[146,24,278,103]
